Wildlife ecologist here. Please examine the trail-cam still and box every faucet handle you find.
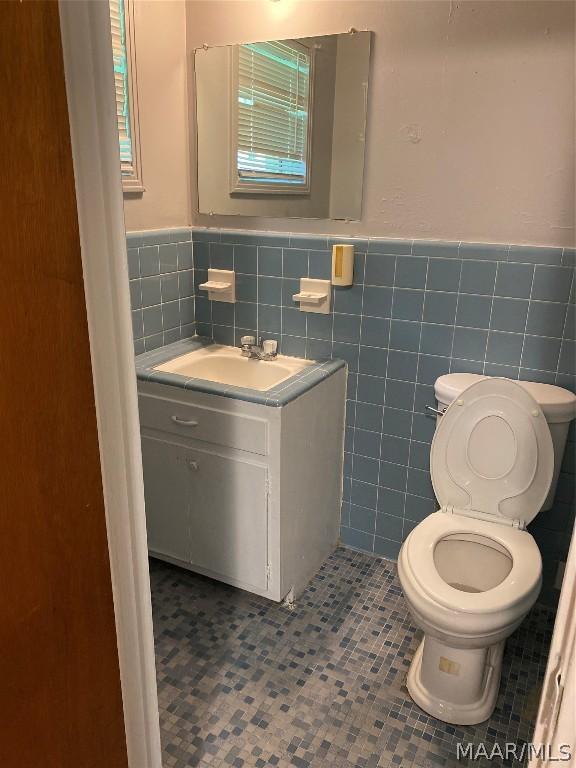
[262,339,278,357]
[240,335,255,347]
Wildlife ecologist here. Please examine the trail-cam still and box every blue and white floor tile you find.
[151,548,554,768]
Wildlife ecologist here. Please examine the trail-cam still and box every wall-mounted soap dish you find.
[199,268,235,303]
[293,278,331,314]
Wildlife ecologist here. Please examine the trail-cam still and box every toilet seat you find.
[430,378,554,527]
[403,512,542,615]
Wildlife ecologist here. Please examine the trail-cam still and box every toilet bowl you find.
[399,513,542,724]
[398,376,576,726]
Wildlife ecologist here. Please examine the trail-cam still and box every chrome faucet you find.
[240,335,260,358]
[240,336,278,361]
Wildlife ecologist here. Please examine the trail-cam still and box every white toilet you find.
[398,374,576,726]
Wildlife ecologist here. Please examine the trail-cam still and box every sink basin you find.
[154,344,313,391]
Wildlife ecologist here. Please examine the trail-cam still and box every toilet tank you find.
[434,373,576,511]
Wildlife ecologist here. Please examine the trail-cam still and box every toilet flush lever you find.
[425,405,446,417]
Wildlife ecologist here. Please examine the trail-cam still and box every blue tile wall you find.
[126,228,195,354]
[190,229,575,605]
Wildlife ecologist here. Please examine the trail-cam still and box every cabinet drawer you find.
[138,394,268,455]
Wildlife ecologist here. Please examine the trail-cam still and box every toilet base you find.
[406,637,504,725]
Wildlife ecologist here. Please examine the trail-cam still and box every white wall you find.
[123,0,190,231]
[186,0,575,247]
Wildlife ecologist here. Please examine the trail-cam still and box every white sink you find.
[154,344,313,391]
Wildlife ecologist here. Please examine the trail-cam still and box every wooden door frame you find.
[57,2,576,767]
[58,3,162,768]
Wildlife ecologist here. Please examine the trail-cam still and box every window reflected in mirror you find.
[234,40,312,194]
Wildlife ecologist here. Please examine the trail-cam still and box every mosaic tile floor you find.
[151,548,555,768]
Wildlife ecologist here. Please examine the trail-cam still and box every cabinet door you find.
[187,447,269,591]
[141,436,190,562]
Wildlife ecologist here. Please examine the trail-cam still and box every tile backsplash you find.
[126,226,575,605]
[127,228,195,354]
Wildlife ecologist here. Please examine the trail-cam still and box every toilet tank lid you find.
[434,373,576,423]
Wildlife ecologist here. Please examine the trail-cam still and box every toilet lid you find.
[430,378,554,525]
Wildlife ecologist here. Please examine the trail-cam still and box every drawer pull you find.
[188,460,199,471]
[171,415,199,427]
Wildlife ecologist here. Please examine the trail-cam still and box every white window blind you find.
[110,0,132,170]
[236,40,311,189]
[109,0,142,189]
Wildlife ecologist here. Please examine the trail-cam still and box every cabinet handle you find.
[171,415,199,427]
[188,460,199,471]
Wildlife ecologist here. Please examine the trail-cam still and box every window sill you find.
[123,185,145,196]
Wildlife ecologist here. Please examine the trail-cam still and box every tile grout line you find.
[481,259,500,375]
[349,250,368,546]
[232,244,237,345]
[448,245,464,374]
[518,264,537,379]
[374,253,398,551]
[555,266,575,384]
[403,255,430,540]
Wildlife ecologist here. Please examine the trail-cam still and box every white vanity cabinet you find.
[141,437,191,563]
[141,437,269,590]
[138,367,346,602]
[184,445,269,592]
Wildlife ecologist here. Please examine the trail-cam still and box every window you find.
[109,0,143,192]
[231,40,312,194]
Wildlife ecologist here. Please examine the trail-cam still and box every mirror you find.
[194,31,371,221]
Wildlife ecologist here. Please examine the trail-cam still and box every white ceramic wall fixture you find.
[293,278,331,314]
[198,268,236,302]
